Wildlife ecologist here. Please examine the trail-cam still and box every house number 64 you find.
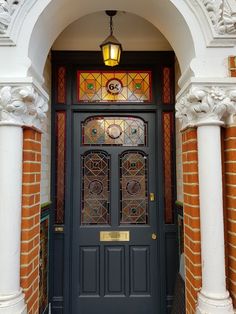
[106,79,123,94]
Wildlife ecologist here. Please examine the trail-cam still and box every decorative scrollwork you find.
[0,85,48,129]
[0,0,20,34]
[176,86,236,128]
[202,0,236,35]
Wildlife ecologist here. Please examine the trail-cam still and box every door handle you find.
[152,233,157,240]
[149,192,155,201]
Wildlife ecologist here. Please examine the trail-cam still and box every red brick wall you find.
[20,128,42,314]
[224,125,236,307]
[182,128,202,314]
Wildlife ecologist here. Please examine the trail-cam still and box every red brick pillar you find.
[20,128,42,314]
[224,125,236,307]
[182,128,202,314]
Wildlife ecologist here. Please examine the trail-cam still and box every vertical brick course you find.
[21,128,42,313]
[224,126,236,307]
[182,128,202,314]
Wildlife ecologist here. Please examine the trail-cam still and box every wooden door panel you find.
[80,247,100,296]
[105,246,125,295]
[130,246,150,295]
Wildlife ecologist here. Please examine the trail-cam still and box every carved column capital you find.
[0,84,48,130]
[176,85,236,129]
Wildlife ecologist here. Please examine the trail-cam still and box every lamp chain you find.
[110,15,113,35]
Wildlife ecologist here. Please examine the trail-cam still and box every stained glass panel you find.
[77,71,152,103]
[57,66,66,104]
[162,67,171,104]
[82,116,146,146]
[120,151,148,224]
[55,111,66,224]
[81,151,110,225]
[163,112,174,223]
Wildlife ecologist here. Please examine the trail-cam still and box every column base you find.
[0,290,27,314]
[196,291,234,314]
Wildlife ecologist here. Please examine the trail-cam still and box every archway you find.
[0,1,236,314]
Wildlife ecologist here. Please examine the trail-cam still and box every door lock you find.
[152,233,157,240]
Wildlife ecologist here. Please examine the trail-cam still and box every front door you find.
[72,112,159,314]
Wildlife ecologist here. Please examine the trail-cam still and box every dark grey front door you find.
[72,112,159,314]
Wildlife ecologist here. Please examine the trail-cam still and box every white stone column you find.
[0,123,26,314]
[176,84,236,314]
[196,121,233,313]
[0,84,48,314]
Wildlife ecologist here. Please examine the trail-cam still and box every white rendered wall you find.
[175,119,183,202]
[175,60,183,203]
[52,11,172,51]
[41,55,51,205]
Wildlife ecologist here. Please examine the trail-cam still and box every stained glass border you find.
[55,111,66,224]
[162,67,173,105]
[57,66,66,104]
[162,111,174,224]
[77,70,153,103]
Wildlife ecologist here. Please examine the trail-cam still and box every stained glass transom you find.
[163,112,174,223]
[82,116,146,146]
[77,71,152,103]
[120,151,148,224]
[81,151,110,225]
[55,111,66,224]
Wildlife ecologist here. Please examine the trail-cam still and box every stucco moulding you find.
[0,0,21,45]
[0,81,49,130]
[176,80,236,129]
[0,0,36,46]
[0,0,236,47]
[199,0,236,46]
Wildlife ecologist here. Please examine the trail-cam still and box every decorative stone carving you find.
[0,85,48,129]
[176,86,236,128]
[0,0,20,34]
[202,0,236,35]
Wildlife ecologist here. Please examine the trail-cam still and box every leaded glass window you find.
[162,112,174,223]
[77,71,152,103]
[82,116,147,146]
[120,151,148,224]
[81,151,110,225]
[55,111,66,224]
[57,66,66,104]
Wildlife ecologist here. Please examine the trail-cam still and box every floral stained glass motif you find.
[81,151,110,225]
[77,71,152,103]
[55,111,66,224]
[57,66,66,104]
[120,151,148,224]
[82,116,147,146]
[163,112,174,223]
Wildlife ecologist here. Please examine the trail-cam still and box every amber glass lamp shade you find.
[100,34,122,67]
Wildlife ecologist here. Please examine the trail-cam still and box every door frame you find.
[50,51,178,314]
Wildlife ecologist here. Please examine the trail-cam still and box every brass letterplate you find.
[100,231,130,242]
